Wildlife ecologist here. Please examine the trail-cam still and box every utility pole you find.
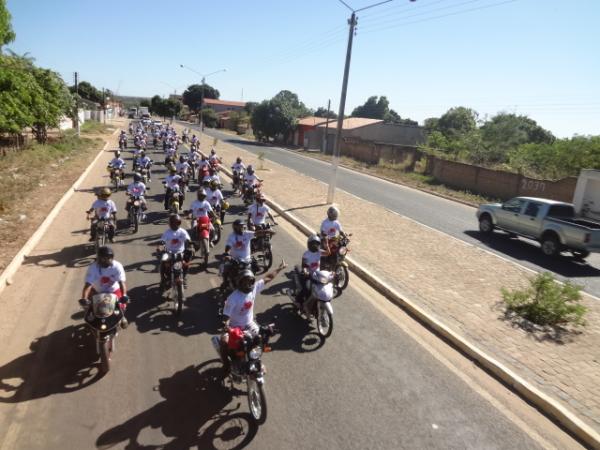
[199,76,205,129]
[74,72,80,137]
[324,98,331,153]
[102,88,106,125]
[326,0,415,204]
[327,12,357,204]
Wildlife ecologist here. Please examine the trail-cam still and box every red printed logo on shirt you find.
[256,212,263,217]
[329,227,336,233]
[171,239,180,246]
[100,276,112,285]
[310,262,319,269]
[101,207,108,213]
[243,301,253,310]
[234,240,243,248]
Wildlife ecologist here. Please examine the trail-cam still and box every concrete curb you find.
[207,147,600,449]
[0,127,119,297]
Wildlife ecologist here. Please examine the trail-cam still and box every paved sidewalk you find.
[178,125,600,433]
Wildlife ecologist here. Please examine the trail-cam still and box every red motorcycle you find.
[193,215,211,266]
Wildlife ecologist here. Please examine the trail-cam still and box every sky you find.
[5,0,600,137]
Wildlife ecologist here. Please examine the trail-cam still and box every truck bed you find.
[547,216,600,230]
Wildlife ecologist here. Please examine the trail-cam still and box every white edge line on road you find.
[192,133,600,449]
[0,127,119,297]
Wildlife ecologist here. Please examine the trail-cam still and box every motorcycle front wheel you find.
[175,283,184,316]
[247,378,267,424]
[263,248,273,271]
[100,337,112,374]
[133,211,139,233]
[212,226,221,245]
[335,264,349,291]
[317,303,333,338]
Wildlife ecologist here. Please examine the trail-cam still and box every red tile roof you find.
[316,117,383,130]
[204,98,246,107]
[297,116,336,127]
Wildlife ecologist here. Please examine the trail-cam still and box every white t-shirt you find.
[127,182,146,197]
[165,174,181,190]
[189,152,200,162]
[244,173,259,186]
[248,203,270,225]
[302,249,326,273]
[190,199,213,218]
[85,261,126,293]
[91,199,117,219]
[320,219,343,239]
[209,154,219,163]
[176,161,190,174]
[139,156,152,168]
[223,279,266,328]
[206,188,224,207]
[199,160,210,170]
[108,158,125,169]
[161,228,191,254]
[226,231,255,261]
[231,162,245,173]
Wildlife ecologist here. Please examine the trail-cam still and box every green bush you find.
[502,273,587,327]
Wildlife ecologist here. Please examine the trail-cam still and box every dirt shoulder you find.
[0,120,123,273]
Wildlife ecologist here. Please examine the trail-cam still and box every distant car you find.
[153,120,162,126]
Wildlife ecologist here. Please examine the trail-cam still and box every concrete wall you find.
[206,104,244,114]
[430,157,577,202]
[348,122,425,146]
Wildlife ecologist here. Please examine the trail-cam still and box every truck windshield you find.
[547,205,575,219]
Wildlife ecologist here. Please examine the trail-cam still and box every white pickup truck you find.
[476,197,600,259]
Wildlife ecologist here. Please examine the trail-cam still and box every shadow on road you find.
[0,324,103,403]
[464,230,600,278]
[23,243,95,269]
[96,360,257,450]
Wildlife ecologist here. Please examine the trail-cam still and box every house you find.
[294,116,336,148]
[311,117,425,154]
[203,98,246,114]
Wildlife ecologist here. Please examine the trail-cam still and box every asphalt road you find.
[194,125,600,299]
[0,134,579,449]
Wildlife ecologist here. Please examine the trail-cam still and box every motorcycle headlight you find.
[133,200,140,207]
[338,247,347,256]
[249,347,262,360]
[100,324,107,330]
[173,261,183,270]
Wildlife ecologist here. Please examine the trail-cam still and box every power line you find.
[359,0,517,34]
[358,0,448,23]
[359,0,488,28]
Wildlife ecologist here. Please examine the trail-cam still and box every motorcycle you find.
[78,293,129,374]
[127,195,144,233]
[140,165,151,184]
[109,168,124,191]
[158,249,187,316]
[322,236,351,292]
[219,257,257,296]
[287,269,336,338]
[251,224,274,272]
[166,186,183,214]
[210,214,222,245]
[242,182,261,206]
[211,324,275,424]
[232,169,245,194]
[89,216,112,254]
[119,137,127,150]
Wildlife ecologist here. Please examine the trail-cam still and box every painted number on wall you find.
[521,179,546,192]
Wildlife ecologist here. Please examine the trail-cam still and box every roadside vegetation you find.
[502,272,587,328]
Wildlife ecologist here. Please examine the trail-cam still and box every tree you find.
[244,101,258,115]
[139,99,150,108]
[0,0,15,49]
[314,106,337,119]
[150,95,162,114]
[30,67,72,143]
[481,112,554,152]
[200,108,217,128]
[351,95,416,124]
[0,58,36,135]
[182,83,220,112]
[437,106,478,139]
[250,90,310,142]
[70,81,102,104]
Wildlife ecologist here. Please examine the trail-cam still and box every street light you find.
[179,65,227,131]
[327,0,416,204]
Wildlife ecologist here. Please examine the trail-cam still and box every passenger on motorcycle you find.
[320,206,348,265]
[158,214,193,286]
[126,173,148,216]
[80,246,128,326]
[188,188,214,224]
[218,260,287,373]
[247,194,277,230]
[138,151,153,181]
[243,165,261,187]
[221,219,256,288]
[231,157,245,174]
[164,167,183,210]
[209,148,221,165]
[294,234,330,308]
[86,187,117,242]
[107,151,126,179]
[207,180,226,222]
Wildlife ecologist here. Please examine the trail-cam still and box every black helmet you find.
[247,165,254,175]
[133,173,142,182]
[179,155,185,163]
[233,219,245,234]
[236,269,255,293]
[197,188,207,199]
[97,246,114,258]
[169,214,182,230]
[236,157,242,163]
[307,234,321,252]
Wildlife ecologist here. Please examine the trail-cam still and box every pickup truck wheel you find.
[541,235,560,257]
[571,249,590,260]
[479,215,494,235]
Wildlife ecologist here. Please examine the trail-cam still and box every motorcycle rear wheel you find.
[263,248,273,271]
[201,238,210,266]
[133,211,139,233]
[212,227,221,245]
[247,378,267,424]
